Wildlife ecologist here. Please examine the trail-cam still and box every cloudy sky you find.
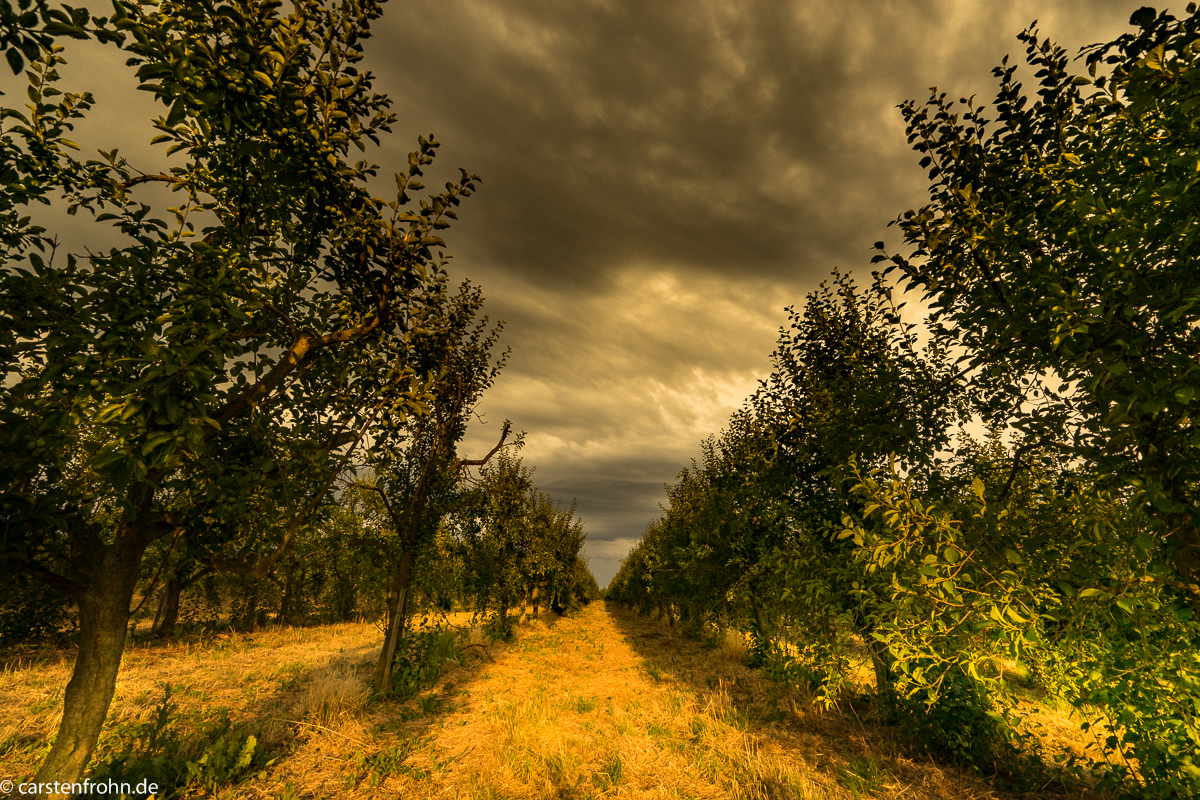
[10,1,1147,586]
[368,0,1141,586]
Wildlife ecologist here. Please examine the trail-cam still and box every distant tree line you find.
[609,8,1200,798]
[0,0,597,794]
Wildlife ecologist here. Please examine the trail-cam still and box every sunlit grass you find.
[0,604,1105,798]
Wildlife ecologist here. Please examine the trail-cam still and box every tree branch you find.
[213,313,385,427]
[123,173,184,188]
[455,421,512,468]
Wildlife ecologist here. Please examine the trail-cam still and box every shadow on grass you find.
[0,616,505,798]
[602,601,1096,800]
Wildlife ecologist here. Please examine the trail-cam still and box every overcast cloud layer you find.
[371,0,1139,586]
[5,1,1147,586]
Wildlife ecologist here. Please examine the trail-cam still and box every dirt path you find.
[412,601,830,799]
[387,602,954,800]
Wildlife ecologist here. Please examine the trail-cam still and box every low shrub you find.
[89,685,273,799]
[387,620,462,701]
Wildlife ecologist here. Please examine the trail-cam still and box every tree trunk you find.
[150,585,167,635]
[152,564,214,639]
[869,640,895,699]
[152,575,182,639]
[277,564,296,626]
[748,604,771,668]
[858,619,897,715]
[496,544,510,635]
[374,548,416,693]
[532,584,540,620]
[232,576,261,631]
[34,531,148,798]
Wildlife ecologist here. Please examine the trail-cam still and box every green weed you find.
[387,621,462,701]
[364,740,428,785]
[836,755,888,798]
[647,722,673,740]
[89,685,273,799]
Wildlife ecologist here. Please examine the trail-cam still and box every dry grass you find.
[410,606,839,799]
[0,606,1105,799]
[0,620,385,778]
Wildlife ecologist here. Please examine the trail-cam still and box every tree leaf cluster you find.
[0,0,496,790]
[609,7,1200,795]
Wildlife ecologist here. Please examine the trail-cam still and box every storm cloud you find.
[370,0,1138,585]
[5,0,1147,586]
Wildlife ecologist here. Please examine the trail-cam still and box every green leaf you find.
[141,431,173,455]
[166,95,188,126]
[6,48,24,76]
[88,448,126,470]
[971,477,985,501]
[93,403,127,423]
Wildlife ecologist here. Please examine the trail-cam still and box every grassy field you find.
[0,603,1102,799]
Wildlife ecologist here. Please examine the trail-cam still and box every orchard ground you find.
[1,603,1106,799]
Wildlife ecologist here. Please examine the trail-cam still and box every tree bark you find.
[373,548,416,693]
[868,638,896,704]
[748,604,771,668]
[277,564,297,626]
[34,528,149,798]
[152,564,214,639]
[150,585,167,635]
[496,544,511,635]
[152,575,182,639]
